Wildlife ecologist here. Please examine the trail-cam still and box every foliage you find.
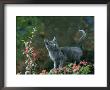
[37,60,94,75]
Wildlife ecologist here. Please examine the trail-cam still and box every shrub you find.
[39,60,94,75]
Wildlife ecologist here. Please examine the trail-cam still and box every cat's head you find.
[44,37,59,50]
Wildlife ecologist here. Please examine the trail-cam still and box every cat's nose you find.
[44,39,48,42]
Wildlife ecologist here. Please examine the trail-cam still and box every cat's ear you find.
[53,36,56,42]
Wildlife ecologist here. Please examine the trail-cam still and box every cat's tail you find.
[78,30,86,49]
[79,30,86,42]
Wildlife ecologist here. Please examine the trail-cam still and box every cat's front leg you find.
[54,61,57,69]
[59,60,64,68]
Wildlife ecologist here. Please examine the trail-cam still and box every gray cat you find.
[44,30,86,68]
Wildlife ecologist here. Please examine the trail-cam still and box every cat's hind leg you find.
[75,56,81,65]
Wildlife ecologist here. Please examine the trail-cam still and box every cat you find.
[44,30,86,68]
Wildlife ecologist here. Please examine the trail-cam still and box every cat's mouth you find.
[45,42,49,45]
[44,39,49,45]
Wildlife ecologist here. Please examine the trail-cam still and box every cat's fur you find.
[44,30,86,68]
